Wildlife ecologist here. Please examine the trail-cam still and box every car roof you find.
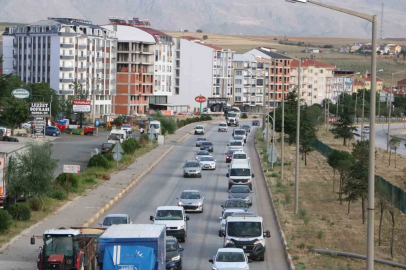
[224,208,245,213]
[226,198,246,202]
[217,248,244,253]
[230,163,250,169]
[182,189,199,193]
[157,206,184,211]
[197,151,209,154]
[231,212,257,217]
[230,185,250,190]
[186,160,200,163]
[229,140,242,143]
[200,155,213,159]
[105,214,128,218]
[197,137,206,140]
[227,216,263,222]
[233,151,247,155]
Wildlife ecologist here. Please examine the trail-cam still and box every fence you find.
[312,140,406,213]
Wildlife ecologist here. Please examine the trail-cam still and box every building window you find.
[236,79,242,84]
[320,69,324,74]
[235,96,242,102]
[237,62,243,67]
[235,88,241,93]
[257,79,263,86]
[236,70,242,76]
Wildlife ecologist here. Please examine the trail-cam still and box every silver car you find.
[195,137,207,147]
[195,150,210,160]
[199,155,216,170]
[177,190,205,213]
[229,185,252,206]
[183,160,202,178]
[98,214,131,228]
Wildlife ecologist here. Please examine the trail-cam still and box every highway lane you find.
[96,122,289,270]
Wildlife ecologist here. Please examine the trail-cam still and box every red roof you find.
[398,78,406,85]
[354,79,364,86]
[365,77,383,82]
[382,87,406,95]
[137,27,170,42]
[290,59,335,69]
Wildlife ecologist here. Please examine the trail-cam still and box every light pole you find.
[269,115,276,169]
[361,88,365,141]
[281,60,285,179]
[285,1,377,269]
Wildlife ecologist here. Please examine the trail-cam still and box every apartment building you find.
[290,59,334,105]
[332,70,354,98]
[169,37,234,113]
[102,18,173,114]
[243,47,292,109]
[2,18,117,116]
[398,78,406,90]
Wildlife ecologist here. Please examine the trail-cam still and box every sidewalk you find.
[0,121,198,270]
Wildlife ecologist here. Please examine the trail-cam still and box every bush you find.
[88,154,110,169]
[7,204,31,221]
[317,230,324,239]
[139,134,150,145]
[55,173,79,190]
[0,210,12,233]
[241,113,248,119]
[6,205,18,220]
[28,197,41,211]
[203,35,208,40]
[299,209,307,220]
[122,138,140,155]
[50,190,67,200]
[161,126,167,136]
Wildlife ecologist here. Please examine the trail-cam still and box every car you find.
[98,214,131,228]
[0,127,11,137]
[195,150,210,160]
[199,155,216,170]
[194,125,205,135]
[363,125,370,134]
[232,151,250,165]
[166,237,184,270]
[227,117,239,127]
[221,198,249,214]
[121,124,132,134]
[151,206,189,242]
[183,160,202,178]
[218,122,228,132]
[209,248,251,270]
[45,126,61,136]
[241,125,251,133]
[233,129,247,143]
[177,190,205,212]
[21,121,34,129]
[228,140,244,151]
[233,135,245,146]
[218,209,246,235]
[101,142,114,154]
[200,141,214,152]
[231,211,256,218]
[229,185,252,206]
[195,137,207,147]
[252,120,260,126]
[225,149,235,163]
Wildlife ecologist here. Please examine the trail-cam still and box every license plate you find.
[243,246,247,249]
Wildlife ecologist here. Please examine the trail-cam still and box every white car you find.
[150,206,189,242]
[21,121,34,129]
[121,124,132,134]
[218,122,228,132]
[195,137,207,147]
[233,135,245,146]
[199,155,216,170]
[194,125,205,135]
[228,140,244,151]
[209,248,251,270]
[218,209,245,235]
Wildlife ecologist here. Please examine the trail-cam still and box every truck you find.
[108,129,127,144]
[0,142,29,208]
[30,227,105,270]
[98,224,166,270]
[202,107,224,116]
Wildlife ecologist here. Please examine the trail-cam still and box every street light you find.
[285,1,377,269]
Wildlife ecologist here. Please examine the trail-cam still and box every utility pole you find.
[354,89,358,123]
[272,60,277,149]
[281,59,285,179]
[294,59,301,215]
[92,77,96,125]
[361,88,365,141]
[262,60,267,130]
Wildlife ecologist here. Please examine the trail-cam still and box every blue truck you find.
[99,224,166,270]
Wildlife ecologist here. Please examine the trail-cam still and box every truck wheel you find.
[258,255,265,261]
[180,235,186,243]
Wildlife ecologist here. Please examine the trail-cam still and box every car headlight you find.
[225,239,233,245]
[178,201,184,206]
[177,225,184,230]
[171,255,181,261]
[197,202,203,206]
[254,239,264,245]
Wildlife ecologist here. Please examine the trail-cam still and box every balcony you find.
[111,46,117,53]
[59,90,74,95]
[78,79,86,83]
[244,74,250,77]
[59,78,74,83]
[251,92,256,96]
[78,56,87,61]
[96,68,103,73]
[110,79,116,84]
[111,58,116,63]
[60,67,74,71]
[60,43,74,48]
[96,57,103,62]
[78,44,87,50]
[60,55,74,60]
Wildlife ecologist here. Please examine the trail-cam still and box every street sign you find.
[73,100,91,113]
[268,154,277,164]
[29,102,50,116]
[267,146,279,155]
[12,88,30,99]
[113,152,122,162]
[63,165,80,174]
[195,95,207,103]
[112,142,124,154]
[95,120,100,127]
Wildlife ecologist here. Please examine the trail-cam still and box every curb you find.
[82,145,175,227]
[254,136,296,270]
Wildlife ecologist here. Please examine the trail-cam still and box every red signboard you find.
[195,96,207,103]
[73,100,91,105]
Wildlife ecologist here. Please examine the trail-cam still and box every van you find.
[228,140,244,151]
[149,120,161,138]
[108,129,127,144]
[226,162,254,190]
[150,206,189,243]
[233,129,247,143]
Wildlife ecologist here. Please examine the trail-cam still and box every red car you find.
[225,149,235,163]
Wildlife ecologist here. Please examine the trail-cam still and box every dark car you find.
[241,125,251,133]
[229,185,252,206]
[252,120,260,126]
[225,149,235,163]
[166,237,184,270]
[45,126,61,136]
[200,141,213,152]
[221,198,249,214]
[101,142,113,154]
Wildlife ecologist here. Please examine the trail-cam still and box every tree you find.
[70,81,88,100]
[331,106,356,146]
[327,150,341,193]
[29,82,61,118]
[336,151,355,204]
[275,90,299,144]
[5,157,28,204]
[299,106,317,165]
[376,181,389,246]
[0,97,29,132]
[16,143,58,211]
[203,35,208,40]
[0,74,23,99]
[196,29,203,33]
[388,137,401,167]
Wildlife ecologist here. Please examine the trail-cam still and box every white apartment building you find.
[290,59,335,105]
[2,18,117,117]
[169,37,234,113]
[331,70,354,103]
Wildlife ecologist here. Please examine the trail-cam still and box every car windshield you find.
[230,186,250,193]
[166,241,178,252]
[220,123,227,127]
[103,143,113,147]
[242,126,249,129]
[227,221,262,237]
[155,210,183,220]
[196,126,203,129]
[197,151,209,155]
[230,141,242,146]
[202,142,212,146]
[200,156,214,161]
[235,130,245,135]
[150,124,160,129]
[103,216,127,226]
[225,200,247,208]
[230,168,251,176]
[233,154,247,159]
[216,252,245,262]
[110,134,123,140]
[181,192,200,199]
[197,138,206,141]
[234,136,244,140]
[185,162,199,167]
[228,113,237,117]
[44,236,74,257]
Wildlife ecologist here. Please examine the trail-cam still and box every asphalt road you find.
[95,122,289,270]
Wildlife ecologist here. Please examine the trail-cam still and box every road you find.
[95,122,289,270]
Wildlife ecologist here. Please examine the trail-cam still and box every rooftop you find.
[365,77,383,82]
[255,47,291,60]
[180,36,223,50]
[290,59,335,69]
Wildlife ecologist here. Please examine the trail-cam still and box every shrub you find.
[298,243,305,249]
[139,134,150,145]
[317,231,324,239]
[7,204,31,221]
[82,177,97,185]
[50,190,67,200]
[6,205,19,220]
[28,197,42,211]
[299,209,307,219]
[88,154,110,169]
[283,193,291,204]
[203,35,208,40]
[55,173,79,190]
[122,138,140,155]
[0,210,12,233]
[161,126,167,136]
[297,262,306,270]
[241,113,248,119]
[276,182,283,188]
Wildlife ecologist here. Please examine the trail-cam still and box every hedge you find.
[6,203,31,221]
[55,173,79,190]
[122,138,140,155]
[0,210,12,233]
[88,154,110,169]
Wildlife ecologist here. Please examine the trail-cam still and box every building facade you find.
[169,37,234,113]
[3,18,117,117]
[398,78,406,90]
[290,59,334,105]
[331,70,354,98]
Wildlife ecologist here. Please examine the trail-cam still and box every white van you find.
[150,206,189,243]
[108,129,127,144]
[226,162,254,190]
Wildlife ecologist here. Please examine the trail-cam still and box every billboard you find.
[73,100,91,113]
[29,102,50,116]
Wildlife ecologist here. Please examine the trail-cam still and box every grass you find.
[255,129,406,269]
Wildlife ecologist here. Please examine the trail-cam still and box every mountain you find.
[0,0,405,38]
